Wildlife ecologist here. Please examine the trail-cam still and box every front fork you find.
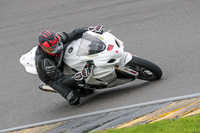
[117,52,138,77]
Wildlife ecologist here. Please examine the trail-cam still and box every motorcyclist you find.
[35,26,104,105]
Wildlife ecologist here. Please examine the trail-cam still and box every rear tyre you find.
[126,56,162,81]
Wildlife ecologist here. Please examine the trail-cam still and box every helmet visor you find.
[44,41,63,55]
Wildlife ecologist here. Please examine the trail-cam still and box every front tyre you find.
[126,56,162,81]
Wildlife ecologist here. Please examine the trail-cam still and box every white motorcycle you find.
[20,30,162,94]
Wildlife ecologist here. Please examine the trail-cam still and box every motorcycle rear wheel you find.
[126,56,162,81]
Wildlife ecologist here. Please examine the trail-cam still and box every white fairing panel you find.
[64,39,86,71]
[20,46,38,74]
[64,31,126,69]
[63,31,130,84]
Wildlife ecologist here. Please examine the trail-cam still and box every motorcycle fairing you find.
[20,46,38,74]
[63,31,133,85]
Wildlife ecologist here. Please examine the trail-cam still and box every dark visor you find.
[43,41,63,54]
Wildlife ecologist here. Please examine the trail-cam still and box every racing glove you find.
[82,61,95,77]
[74,72,84,81]
[74,61,95,81]
[88,25,104,34]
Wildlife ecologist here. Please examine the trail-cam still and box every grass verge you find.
[95,115,200,133]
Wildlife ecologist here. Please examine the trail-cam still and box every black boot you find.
[78,88,94,97]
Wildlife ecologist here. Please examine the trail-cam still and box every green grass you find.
[95,115,200,133]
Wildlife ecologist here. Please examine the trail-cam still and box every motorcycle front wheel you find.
[126,56,162,81]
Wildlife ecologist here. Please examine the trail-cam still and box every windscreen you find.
[77,33,106,56]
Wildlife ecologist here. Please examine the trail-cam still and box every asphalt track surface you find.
[0,0,200,130]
